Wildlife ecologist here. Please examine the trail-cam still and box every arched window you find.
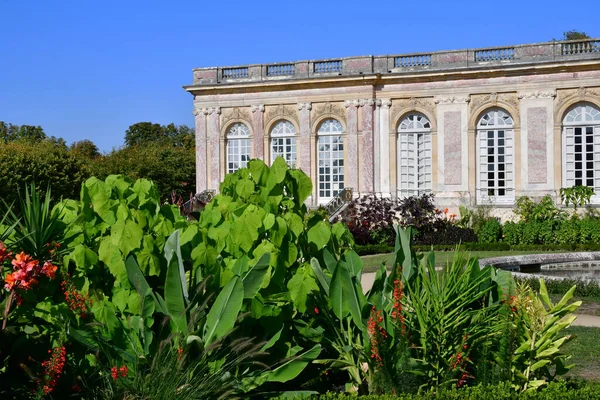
[317,119,344,202]
[562,103,600,203]
[226,123,251,174]
[397,113,432,197]
[270,120,297,167]
[476,109,515,204]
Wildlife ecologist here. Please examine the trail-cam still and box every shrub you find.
[514,195,566,223]
[554,219,580,245]
[478,219,502,243]
[0,139,89,206]
[501,222,522,245]
[336,195,400,246]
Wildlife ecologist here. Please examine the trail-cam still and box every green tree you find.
[90,143,195,202]
[70,139,101,159]
[124,122,194,148]
[563,30,590,40]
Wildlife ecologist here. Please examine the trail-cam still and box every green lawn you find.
[360,250,567,273]
[564,326,600,380]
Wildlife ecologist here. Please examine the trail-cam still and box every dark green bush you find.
[478,219,502,243]
[0,139,89,206]
[554,219,580,245]
[501,221,522,245]
[516,277,600,300]
[300,381,600,399]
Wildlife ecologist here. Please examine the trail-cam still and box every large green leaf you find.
[329,262,363,325]
[287,265,318,313]
[203,275,244,346]
[242,253,271,299]
[164,231,188,334]
[307,221,331,249]
[310,258,330,295]
[165,230,189,301]
[232,208,262,252]
[98,238,128,287]
[267,344,321,383]
[110,219,143,256]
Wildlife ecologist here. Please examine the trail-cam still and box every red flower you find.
[0,241,11,263]
[111,367,118,380]
[368,306,387,366]
[42,261,57,280]
[314,307,319,315]
[40,346,66,394]
[119,365,128,377]
[61,278,92,318]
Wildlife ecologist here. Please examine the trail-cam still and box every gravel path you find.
[360,272,600,328]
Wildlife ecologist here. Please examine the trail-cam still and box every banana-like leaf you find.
[125,255,167,315]
[261,326,283,352]
[330,262,363,328]
[165,230,189,302]
[342,249,363,280]
[267,344,321,383]
[203,275,244,346]
[310,258,330,295]
[164,231,188,335]
[242,253,270,299]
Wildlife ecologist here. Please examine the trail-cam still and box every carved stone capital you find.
[344,99,361,108]
[518,90,557,100]
[251,104,265,113]
[297,102,312,111]
[381,99,392,109]
[208,107,221,115]
[359,98,375,107]
[434,95,471,105]
[193,107,210,116]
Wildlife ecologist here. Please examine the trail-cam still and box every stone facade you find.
[185,39,600,212]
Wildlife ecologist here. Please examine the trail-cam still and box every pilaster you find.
[251,104,265,160]
[193,106,209,192]
[207,107,221,191]
[435,95,470,205]
[518,90,557,197]
[344,100,360,193]
[380,99,392,197]
[359,99,375,193]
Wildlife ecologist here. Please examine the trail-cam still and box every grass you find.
[564,326,600,381]
[360,250,567,273]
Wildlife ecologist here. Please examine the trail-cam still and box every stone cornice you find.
[518,90,557,99]
[434,95,471,104]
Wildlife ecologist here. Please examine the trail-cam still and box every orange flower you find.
[4,272,16,290]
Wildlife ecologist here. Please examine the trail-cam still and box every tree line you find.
[0,121,197,206]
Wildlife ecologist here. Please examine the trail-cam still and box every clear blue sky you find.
[0,0,597,152]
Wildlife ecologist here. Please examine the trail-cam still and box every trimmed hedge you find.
[355,243,600,256]
[297,381,600,399]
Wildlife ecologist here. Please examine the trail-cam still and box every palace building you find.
[184,39,600,212]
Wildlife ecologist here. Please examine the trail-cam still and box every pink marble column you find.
[344,100,359,192]
[251,104,265,160]
[297,102,312,176]
[193,107,209,192]
[208,107,221,191]
[360,99,375,193]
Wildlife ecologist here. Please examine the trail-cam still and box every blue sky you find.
[0,0,597,151]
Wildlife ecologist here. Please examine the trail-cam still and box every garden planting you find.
[0,158,596,399]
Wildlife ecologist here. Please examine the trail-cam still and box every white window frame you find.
[397,113,432,198]
[270,120,297,168]
[562,104,600,204]
[476,109,515,205]
[226,123,251,174]
[317,119,345,203]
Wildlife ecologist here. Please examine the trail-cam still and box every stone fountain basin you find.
[479,252,600,281]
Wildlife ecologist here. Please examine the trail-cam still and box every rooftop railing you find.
[190,39,600,86]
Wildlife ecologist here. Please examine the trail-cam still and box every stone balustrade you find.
[190,39,600,86]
